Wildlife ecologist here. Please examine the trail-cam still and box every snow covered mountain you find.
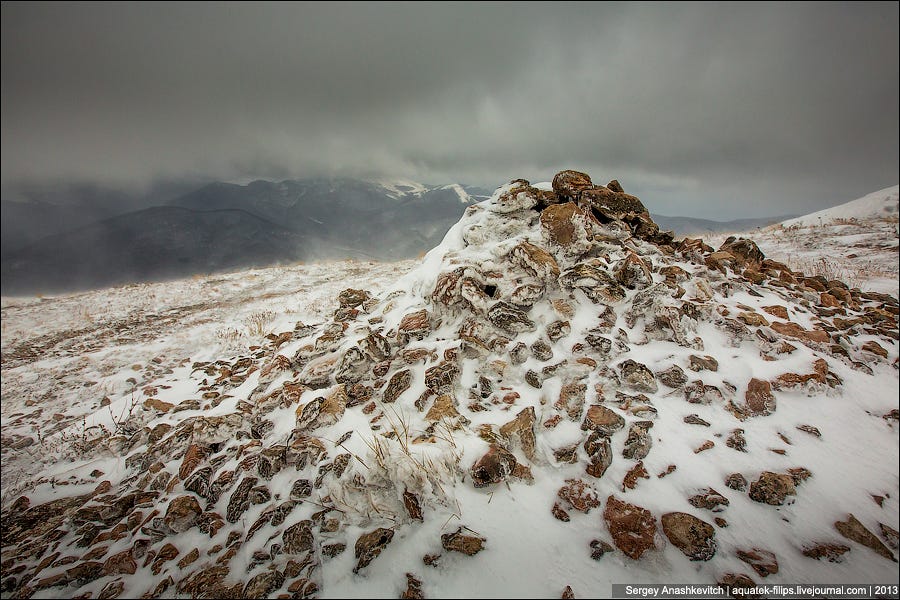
[1,171,897,598]
[781,185,899,228]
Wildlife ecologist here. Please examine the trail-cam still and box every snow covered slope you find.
[781,185,899,228]
[1,172,897,599]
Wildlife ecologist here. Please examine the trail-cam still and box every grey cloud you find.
[2,2,897,219]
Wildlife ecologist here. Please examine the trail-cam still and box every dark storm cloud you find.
[2,2,897,218]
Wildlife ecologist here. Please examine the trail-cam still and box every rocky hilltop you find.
[2,171,898,598]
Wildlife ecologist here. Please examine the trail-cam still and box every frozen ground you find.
[1,180,897,598]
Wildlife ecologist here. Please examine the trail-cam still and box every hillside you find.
[708,186,900,299]
[780,185,899,228]
[1,172,897,598]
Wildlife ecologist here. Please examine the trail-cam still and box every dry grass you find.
[243,309,276,337]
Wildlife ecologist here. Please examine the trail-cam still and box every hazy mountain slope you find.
[652,214,795,237]
[0,181,199,256]
[0,207,321,295]
[780,185,899,228]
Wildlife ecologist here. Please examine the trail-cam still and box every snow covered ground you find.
[708,186,899,299]
[1,260,417,496]
[1,178,897,599]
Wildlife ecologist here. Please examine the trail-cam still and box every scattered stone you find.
[619,360,658,393]
[552,503,571,522]
[584,432,613,479]
[658,465,676,478]
[441,527,485,556]
[725,473,748,491]
[557,479,602,513]
[622,461,650,491]
[726,429,747,452]
[880,523,899,550]
[657,365,688,388]
[684,414,710,427]
[354,528,395,572]
[661,512,717,561]
[164,495,202,533]
[488,301,536,334]
[603,496,657,560]
[688,488,730,512]
[736,548,779,577]
[745,378,776,416]
[802,543,851,562]
[622,422,652,460]
[581,404,625,435]
[282,520,315,554]
[748,472,796,506]
[689,355,719,372]
[401,573,424,599]
[834,514,896,561]
[243,571,285,599]
[470,445,517,488]
[796,424,822,438]
[384,369,412,403]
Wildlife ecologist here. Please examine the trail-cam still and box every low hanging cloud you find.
[2,2,897,219]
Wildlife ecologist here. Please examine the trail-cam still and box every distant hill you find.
[650,214,795,237]
[779,184,899,227]
[0,206,321,294]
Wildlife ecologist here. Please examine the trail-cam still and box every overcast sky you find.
[2,2,897,219]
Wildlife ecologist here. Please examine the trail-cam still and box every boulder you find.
[661,512,717,561]
[603,496,657,559]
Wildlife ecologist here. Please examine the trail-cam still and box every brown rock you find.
[509,241,561,280]
[622,422,652,460]
[557,479,601,513]
[500,406,537,461]
[164,495,202,533]
[488,301,535,334]
[796,424,821,438]
[861,340,888,358]
[725,473,748,491]
[745,378,776,416]
[749,472,796,506]
[834,514,896,561]
[398,309,430,339]
[736,548,779,577]
[562,585,576,599]
[552,170,593,200]
[615,252,653,290]
[403,489,423,522]
[401,573,424,599]
[737,311,769,327]
[763,305,789,319]
[470,445,517,488]
[552,503,571,522]
[143,398,174,413]
[603,495,657,560]
[178,443,208,480]
[726,428,747,452]
[556,382,587,420]
[441,527,485,556]
[770,321,830,343]
[243,571,285,599]
[694,440,715,453]
[580,404,625,435]
[102,549,136,576]
[384,369,412,403]
[584,432,613,479]
[802,542,851,562]
[622,461,650,491]
[688,488,730,512]
[541,202,593,248]
[688,355,719,372]
[661,512,717,561]
[880,523,899,550]
[354,528,395,572]
[282,520,315,554]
